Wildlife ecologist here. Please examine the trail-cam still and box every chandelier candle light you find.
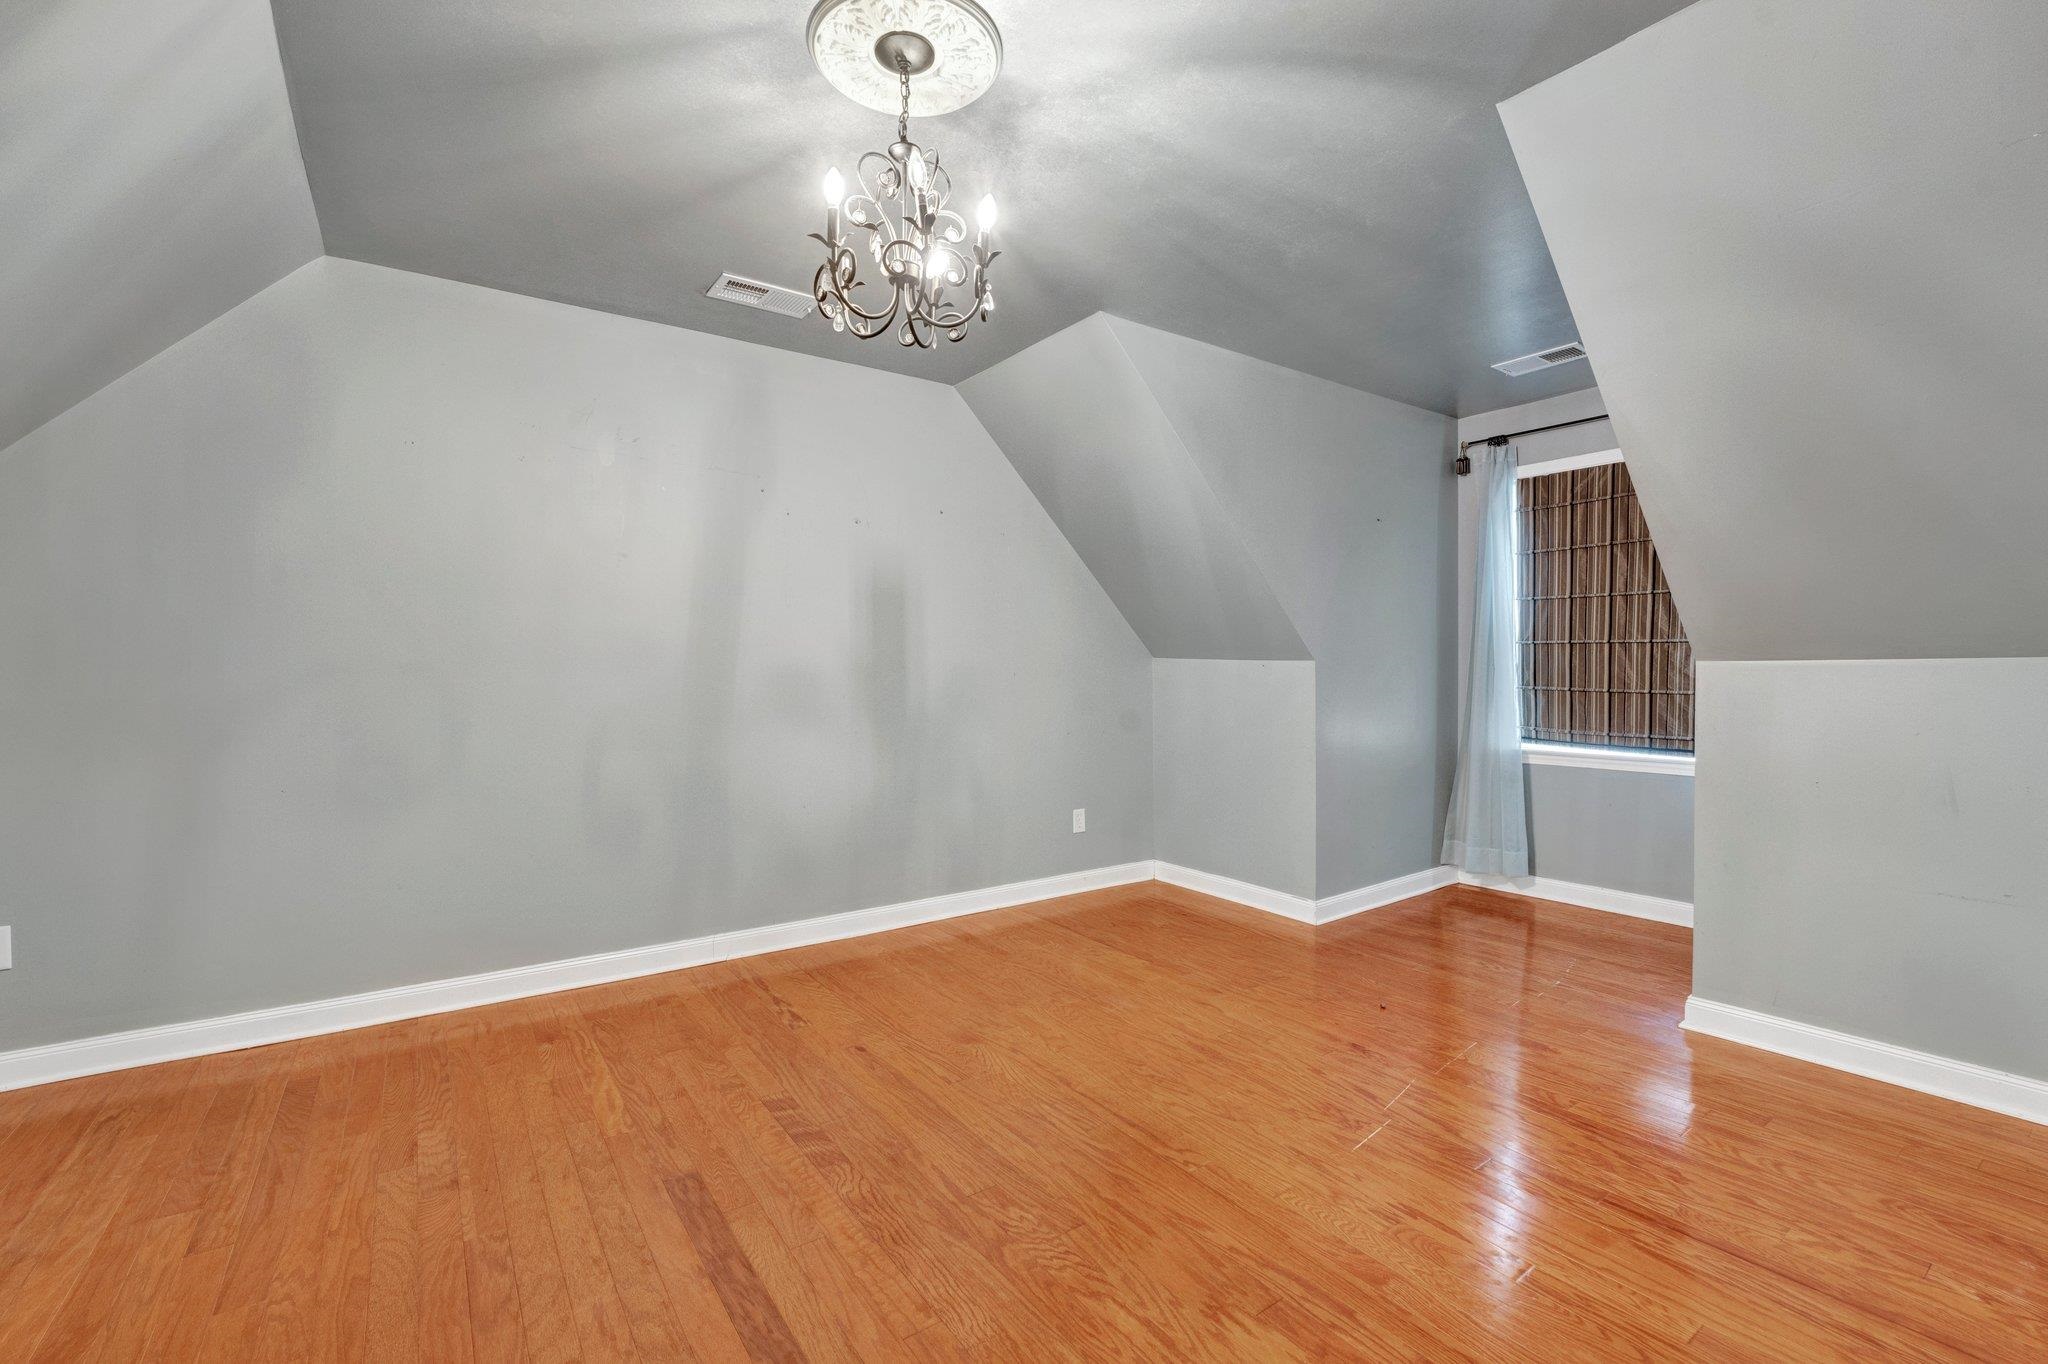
[806,0,1003,347]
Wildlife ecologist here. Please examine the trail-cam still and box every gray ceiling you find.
[270,0,1692,416]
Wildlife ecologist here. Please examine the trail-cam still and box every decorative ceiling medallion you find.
[806,0,1003,117]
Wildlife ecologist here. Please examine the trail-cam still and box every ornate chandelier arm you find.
[812,243,901,337]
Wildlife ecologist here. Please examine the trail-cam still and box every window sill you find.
[1522,742,1695,777]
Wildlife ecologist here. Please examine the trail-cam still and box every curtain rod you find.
[1457,412,1611,453]
[1454,411,1611,475]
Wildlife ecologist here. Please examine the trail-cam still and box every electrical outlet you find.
[0,926,11,971]
[1071,808,1086,834]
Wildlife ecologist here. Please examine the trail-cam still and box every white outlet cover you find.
[1072,808,1086,833]
[0,925,10,970]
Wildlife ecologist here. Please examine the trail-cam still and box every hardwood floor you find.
[2,880,2044,1361]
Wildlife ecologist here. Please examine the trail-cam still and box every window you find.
[1516,461,1694,754]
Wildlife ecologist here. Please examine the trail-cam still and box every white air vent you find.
[1491,342,1589,377]
[706,273,815,319]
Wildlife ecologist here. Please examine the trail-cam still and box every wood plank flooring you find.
[2,880,2044,1360]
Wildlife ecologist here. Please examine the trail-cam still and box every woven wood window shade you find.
[1516,462,1694,751]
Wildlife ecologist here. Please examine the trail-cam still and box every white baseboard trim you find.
[1457,871,1694,927]
[1152,862,1316,921]
[1682,997,2048,1128]
[0,861,1155,1094]
[1151,861,1459,926]
[1314,866,1460,924]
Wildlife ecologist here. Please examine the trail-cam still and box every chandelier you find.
[805,0,1003,348]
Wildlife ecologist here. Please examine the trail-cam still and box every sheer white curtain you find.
[1442,442,1530,877]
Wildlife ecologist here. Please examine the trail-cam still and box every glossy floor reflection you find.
[1,880,2042,1360]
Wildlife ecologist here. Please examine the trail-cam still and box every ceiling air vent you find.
[706,273,815,319]
[1491,342,1589,378]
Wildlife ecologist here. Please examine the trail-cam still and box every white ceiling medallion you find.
[806,0,1003,117]
[805,0,1004,349]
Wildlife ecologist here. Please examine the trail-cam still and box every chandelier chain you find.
[897,58,911,144]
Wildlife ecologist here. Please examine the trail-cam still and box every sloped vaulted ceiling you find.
[958,315,1311,661]
[267,0,1690,414]
[1,0,321,452]
[6,1,1704,444]
[1500,0,2048,660]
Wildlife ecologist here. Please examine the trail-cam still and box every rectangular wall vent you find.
[706,273,815,319]
[1492,342,1589,377]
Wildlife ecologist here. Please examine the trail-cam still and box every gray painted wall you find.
[1527,766,1692,903]
[2,0,322,451]
[1502,0,2048,660]
[0,258,1151,1051]
[1152,660,1317,899]
[1695,660,2048,1081]
[957,318,1308,661]
[1455,391,1696,903]
[1105,320,1457,899]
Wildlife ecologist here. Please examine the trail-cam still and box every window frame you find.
[1513,449,1695,778]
